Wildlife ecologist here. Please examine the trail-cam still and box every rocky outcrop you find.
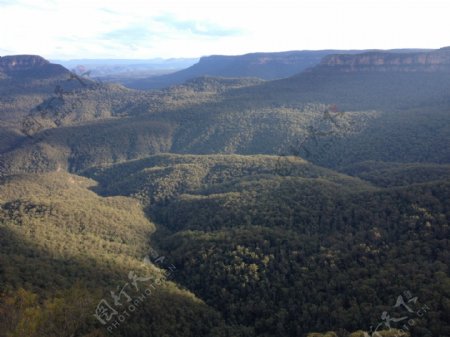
[0,55,49,71]
[318,47,450,72]
[0,55,68,77]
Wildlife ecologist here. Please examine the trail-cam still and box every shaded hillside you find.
[0,55,72,122]
[341,161,450,187]
[84,153,372,204]
[83,154,450,337]
[0,123,23,153]
[20,75,263,136]
[1,102,380,175]
[252,47,450,111]
[157,178,450,337]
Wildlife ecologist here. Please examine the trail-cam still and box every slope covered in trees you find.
[0,55,73,122]
[84,154,450,337]
[0,172,253,337]
[1,49,450,177]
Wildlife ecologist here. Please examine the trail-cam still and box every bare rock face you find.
[319,47,450,72]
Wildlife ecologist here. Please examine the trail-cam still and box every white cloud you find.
[0,0,449,59]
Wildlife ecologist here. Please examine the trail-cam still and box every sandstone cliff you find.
[318,47,450,72]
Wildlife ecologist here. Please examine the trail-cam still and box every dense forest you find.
[85,154,450,336]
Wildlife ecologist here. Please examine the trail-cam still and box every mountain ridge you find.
[0,55,49,70]
[121,50,367,89]
[318,47,450,72]
[0,55,73,123]
[0,54,68,77]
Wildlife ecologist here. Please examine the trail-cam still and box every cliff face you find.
[0,55,68,78]
[0,55,49,71]
[319,47,450,72]
[198,51,324,67]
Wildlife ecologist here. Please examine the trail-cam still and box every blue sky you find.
[0,0,449,59]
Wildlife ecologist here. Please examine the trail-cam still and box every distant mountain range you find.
[53,58,199,83]
[121,48,433,89]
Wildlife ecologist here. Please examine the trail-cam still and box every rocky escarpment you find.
[0,55,49,70]
[0,55,68,77]
[318,47,450,72]
[0,55,82,122]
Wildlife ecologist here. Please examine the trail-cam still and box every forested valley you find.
[0,48,449,337]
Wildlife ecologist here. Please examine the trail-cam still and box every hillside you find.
[3,156,443,336]
[0,171,248,337]
[19,75,263,136]
[0,55,72,122]
[84,154,450,337]
[84,153,373,203]
[341,161,450,187]
[2,48,450,176]
[0,172,156,290]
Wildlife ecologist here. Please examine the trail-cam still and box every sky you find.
[0,0,449,60]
